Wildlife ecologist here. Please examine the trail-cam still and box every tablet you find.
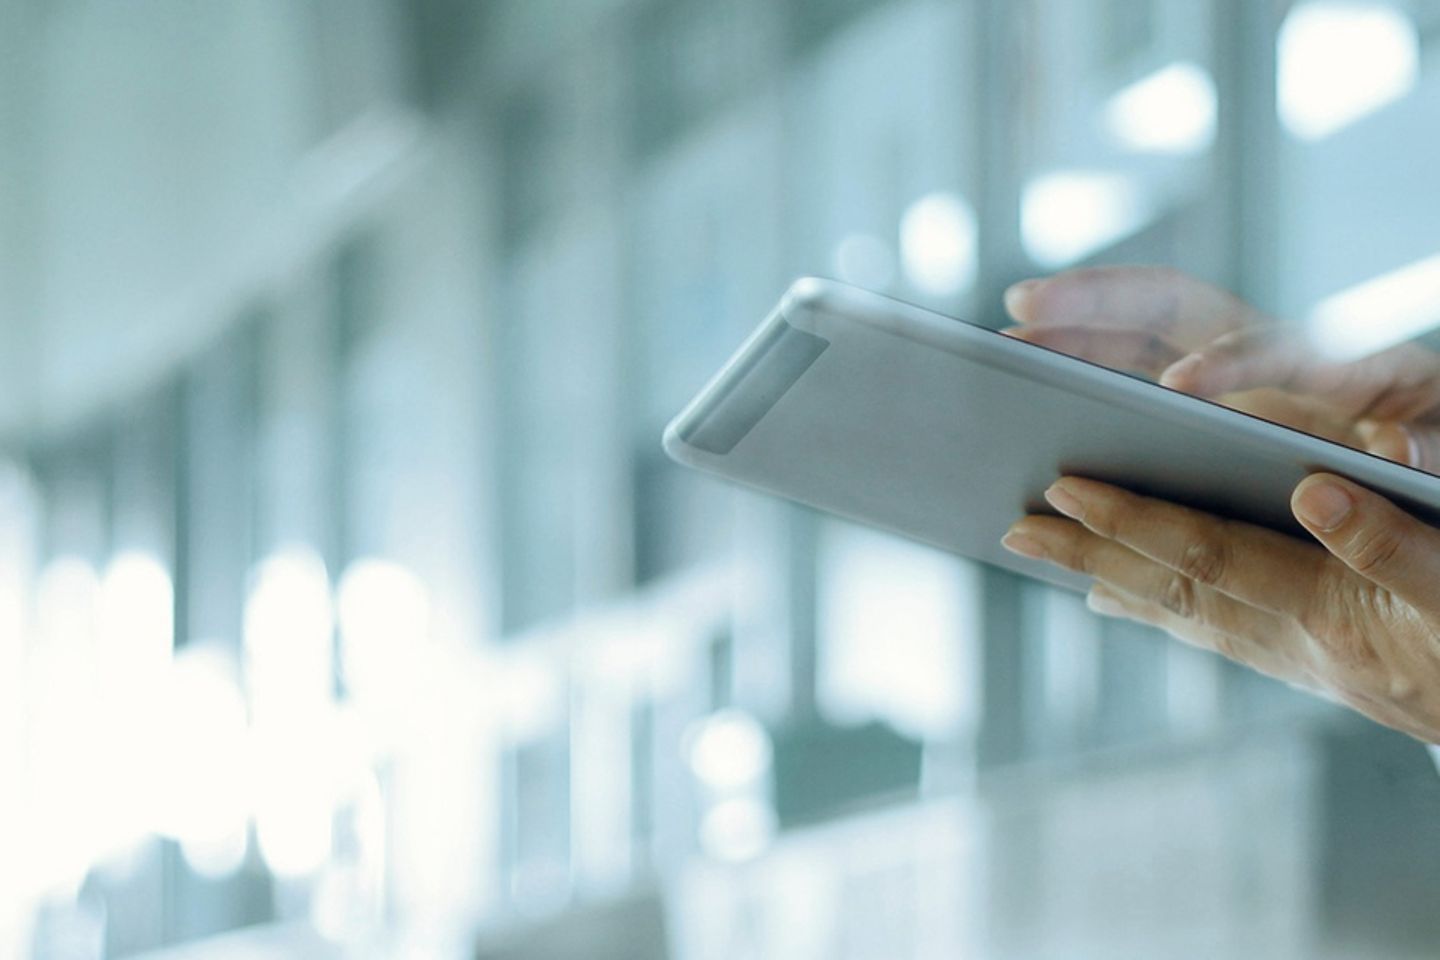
[663,278,1440,592]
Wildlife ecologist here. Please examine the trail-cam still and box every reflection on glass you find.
[1279,1,1419,140]
[1309,252,1440,360]
[899,192,977,298]
[1022,171,1150,268]
[1104,61,1217,155]
[832,233,897,291]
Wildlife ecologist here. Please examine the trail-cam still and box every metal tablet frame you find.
[665,277,1440,592]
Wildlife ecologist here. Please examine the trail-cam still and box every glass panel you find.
[787,0,977,313]
[1021,0,1218,268]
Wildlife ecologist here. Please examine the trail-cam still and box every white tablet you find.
[663,277,1440,591]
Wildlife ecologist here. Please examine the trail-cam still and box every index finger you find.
[1043,475,1333,622]
[1169,333,1440,424]
[1005,266,1262,352]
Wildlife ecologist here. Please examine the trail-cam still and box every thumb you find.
[1292,474,1440,606]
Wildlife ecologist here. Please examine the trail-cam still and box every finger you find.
[1357,421,1440,476]
[1085,584,1303,683]
[1326,345,1440,422]
[1003,325,1185,376]
[1004,516,1300,679]
[1158,328,1309,397]
[1043,476,1332,621]
[1404,426,1440,474]
[1004,266,1260,350]
[1291,473,1440,608]
[1166,336,1440,423]
[1217,388,1362,446]
[1357,421,1422,467]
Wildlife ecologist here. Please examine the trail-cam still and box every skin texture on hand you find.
[1001,267,1440,745]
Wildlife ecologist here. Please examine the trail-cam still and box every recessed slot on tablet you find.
[679,321,829,455]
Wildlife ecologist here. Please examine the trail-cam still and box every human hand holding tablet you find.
[664,267,1440,743]
[1000,267,1440,743]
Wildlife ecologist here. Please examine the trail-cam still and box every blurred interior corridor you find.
[2,1,1440,957]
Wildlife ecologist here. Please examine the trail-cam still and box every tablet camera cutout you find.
[679,321,830,456]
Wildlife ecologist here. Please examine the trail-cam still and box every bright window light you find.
[98,553,173,661]
[0,466,28,660]
[253,737,336,879]
[36,556,100,646]
[1308,252,1440,359]
[1278,2,1419,141]
[244,546,334,722]
[251,706,368,880]
[0,467,30,926]
[95,553,175,857]
[496,650,565,745]
[1104,62,1217,155]
[899,192,978,297]
[156,648,249,878]
[28,559,103,896]
[698,797,776,863]
[1022,172,1149,268]
[818,526,976,740]
[337,558,431,725]
[832,233,896,291]
[684,709,772,792]
[244,547,340,879]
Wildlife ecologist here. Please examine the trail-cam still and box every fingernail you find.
[1004,279,1042,318]
[1086,587,1127,618]
[1159,354,1202,389]
[1044,481,1085,521]
[1294,479,1355,531]
[1358,422,1415,466]
[1402,424,1422,469]
[1002,530,1048,560]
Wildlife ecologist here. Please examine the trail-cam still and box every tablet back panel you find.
[664,279,1440,592]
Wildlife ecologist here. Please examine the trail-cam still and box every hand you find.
[1003,266,1440,471]
[1000,266,1440,744]
[1003,474,1440,744]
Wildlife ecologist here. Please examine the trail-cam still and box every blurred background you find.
[3,0,1440,957]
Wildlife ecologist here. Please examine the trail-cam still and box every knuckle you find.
[1093,490,1154,544]
[1297,564,1347,637]
[1047,532,1094,576]
[1311,598,1382,670]
[1139,334,1174,370]
[1176,537,1228,587]
[1343,523,1405,579]
[1081,496,1120,539]
[1207,331,1248,359]
[1158,573,1199,620]
[1387,673,1421,705]
[1330,629,1381,670]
